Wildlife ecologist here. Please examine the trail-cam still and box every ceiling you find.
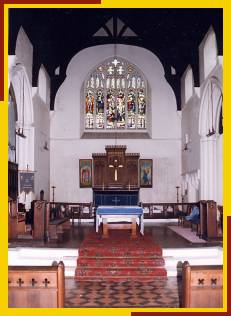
[8,8,223,109]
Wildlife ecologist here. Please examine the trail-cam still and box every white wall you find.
[50,44,181,203]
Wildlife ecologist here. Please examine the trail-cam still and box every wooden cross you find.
[109,159,123,181]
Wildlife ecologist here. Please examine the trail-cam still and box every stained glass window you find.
[84,57,147,130]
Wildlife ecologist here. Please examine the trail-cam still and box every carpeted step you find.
[79,247,162,257]
[75,275,167,282]
[77,257,165,268]
[75,231,167,282]
[75,267,167,280]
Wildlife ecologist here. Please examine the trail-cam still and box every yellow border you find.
[1,1,228,315]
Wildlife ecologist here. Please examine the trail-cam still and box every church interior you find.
[8,8,223,308]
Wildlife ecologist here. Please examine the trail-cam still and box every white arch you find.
[52,44,179,139]
[10,63,35,174]
[199,76,222,137]
[199,76,223,203]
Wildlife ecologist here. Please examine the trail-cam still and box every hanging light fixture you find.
[16,73,26,138]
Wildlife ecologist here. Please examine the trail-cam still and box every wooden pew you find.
[182,261,223,308]
[199,200,218,240]
[47,203,71,240]
[218,205,223,235]
[8,261,65,308]
[48,218,71,240]
[8,198,27,239]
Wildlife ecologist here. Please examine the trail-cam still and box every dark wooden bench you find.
[8,261,65,308]
[48,218,71,240]
[181,261,223,308]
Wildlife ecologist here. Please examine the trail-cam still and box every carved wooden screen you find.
[92,146,139,189]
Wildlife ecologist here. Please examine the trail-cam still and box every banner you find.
[19,172,34,193]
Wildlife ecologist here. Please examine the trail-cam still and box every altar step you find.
[8,246,222,277]
[78,257,165,267]
[76,267,167,280]
[8,247,78,277]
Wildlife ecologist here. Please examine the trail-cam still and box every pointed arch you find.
[10,63,35,172]
[199,76,222,137]
[199,76,223,203]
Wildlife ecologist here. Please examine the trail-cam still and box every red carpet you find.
[75,231,167,281]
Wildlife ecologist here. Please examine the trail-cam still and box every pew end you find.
[8,261,65,308]
[181,261,223,308]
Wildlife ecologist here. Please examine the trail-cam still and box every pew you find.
[48,218,71,240]
[218,205,223,234]
[8,198,26,239]
[199,200,218,240]
[48,203,71,240]
[181,261,223,308]
[8,261,65,308]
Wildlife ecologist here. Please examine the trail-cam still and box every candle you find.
[185,133,189,144]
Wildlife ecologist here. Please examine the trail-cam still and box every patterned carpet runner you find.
[75,231,167,281]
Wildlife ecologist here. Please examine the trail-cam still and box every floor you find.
[8,221,222,249]
[65,277,181,308]
[8,222,222,308]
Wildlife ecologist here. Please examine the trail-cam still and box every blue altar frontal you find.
[96,206,144,235]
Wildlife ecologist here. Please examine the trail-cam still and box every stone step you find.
[8,246,223,277]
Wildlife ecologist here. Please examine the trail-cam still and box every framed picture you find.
[139,159,153,188]
[79,159,92,188]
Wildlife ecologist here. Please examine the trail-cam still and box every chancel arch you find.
[51,44,180,203]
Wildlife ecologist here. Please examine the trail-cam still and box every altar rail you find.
[44,201,195,220]
[9,200,222,241]
[48,202,94,221]
[140,202,195,219]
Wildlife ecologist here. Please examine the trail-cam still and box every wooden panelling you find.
[92,146,140,189]
[8,261,65,308]
[182,261,223,308]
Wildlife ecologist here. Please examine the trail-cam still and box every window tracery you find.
[84,57,147,130]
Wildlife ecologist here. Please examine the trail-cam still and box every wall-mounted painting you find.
[139,159,153,188]
[79,159,92,188]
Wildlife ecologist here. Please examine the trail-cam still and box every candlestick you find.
[176,186,180,203]
[51,186,56,202]
[185,133,189,144]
